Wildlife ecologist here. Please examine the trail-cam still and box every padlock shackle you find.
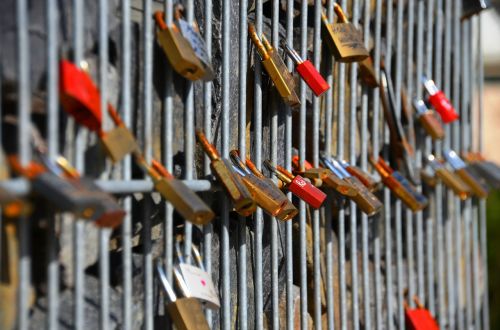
[281,42,303,65]
[134,154,162,181]
[245,157,265,179]
[263,160,292,185]
[229,150,251,175]
[260,33,274,52]
[153,11,168,30]
[276,165,295,180]
[368,155,390,178]
[248,23,270,60]
[333,3,349,23]
[151,159,174,179]
[175,240,186,264]
[190,244,206,271]
[156,261,178,302]
[173,265,191,298]
[196,130,220,161]
[377,157,394,174]
[173,3,185,21]
[56,156,81,179]
[7,155,46,179]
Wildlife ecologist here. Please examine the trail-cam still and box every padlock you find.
[282,42,330,97]
[321,6,369,63]
[426,154,470,200]
[291,155,357,197]
[404,296,439,330]
[0,220,19,330]
[265,160,327,209]
[156,261,210,330]
[0,147,10,180]
[59,60,102,132]
[99,105,140,163]
[196,130,257,216]
[444,150,489,198]
[260,34,300,108]
[243,154,298,221]
[413,99,445,140]
[135,156,215,225]
[154,11,206,81]
[174,242,220,309]
[422,76,459,123]
[358,56,379,87]
[370,156,428,212]
[462,0,490,20]
[463,153,500,189]
[0,187,31,218]
[321,156,383,216]
[173,5,214,80]
[230,151,297,220]
[340,160,382,192]
[248,23,297,106]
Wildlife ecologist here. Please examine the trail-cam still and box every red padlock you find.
[422,76,459,123]
[59,60,102,132]
[264,160,327,209]
[404,296,440,330]
[282,43,330,97]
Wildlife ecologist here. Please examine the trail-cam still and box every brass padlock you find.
[444,150,489,199]
[261,34,300,108]
[359,56,379,87]
[341,161,382,192]
[413,99,445,140]
[427,154,470,200]
[154,11,206,81]
[135,157,215,225]
[99,105,140,163]
[230,151,297,220]
[156,261,210,330]
[463,153,500,189]
[248,23,296,106]
[174,5,214,80]
[321,6,369,63]
[196,130,257,216]
[0,220,19,330]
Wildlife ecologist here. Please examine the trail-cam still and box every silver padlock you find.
[174,241,220,310]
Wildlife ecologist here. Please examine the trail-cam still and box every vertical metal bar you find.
[372,0,383,328]
[221,0,231,327]
[285,0,295,328]
[121,1,133,329]
[46,0,59,328]
[253,0,264,328]
[360,0,371,328]
[312,0,322,328]
[337,0,347,327]
[324,1,335,328]
[201,0,213,325]
[98,0,110,328]
[16,0,31,328]
[72,0,85,328]
[238,0,248,328]
[299,0,308,328]
[142,0,153,328]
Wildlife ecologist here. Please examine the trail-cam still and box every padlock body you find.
[469,161,500,189]
[0,188,31,218]
[455,168,489,198]
[59,60,102,131]
[154,177,215,225]
[156,26,206,81]
[345,165,381,192]
[0,221,18,330]
[296,60,330,96]
[277,199,299,221]
[382,175,426,212]
[268,50,301,108]
[177,19,215,80]
[166,297,210,330]
[324,23,369,62]
[262,58,293,100]
[177,263,220,309]
[405,309,440,330]
[435,168,470,200]
[100,126,140,163]
[211,159,257,216]
[345,176,382,216]
[359,57,379,87]
[240,174,289,217]
[288,175,326,209]
[32,173,102,219]
[428,91,459,123]
[303,168,356,197]
[418,110,445,139]
[392,171,429,207]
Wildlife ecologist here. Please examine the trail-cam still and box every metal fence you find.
[1,0,490,329]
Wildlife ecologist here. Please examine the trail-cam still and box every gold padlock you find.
[359,56,379,87]
[154,11,206,81]
[248,23,295,105]
[413,99,445,140]
[99,105,140,163]
[321,6,369,63]
[427,154,470,200]
[260,34,300,108]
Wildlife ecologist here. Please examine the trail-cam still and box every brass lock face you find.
[359,56,379,87]
[154,12,206,81]
[382,175,424,212]
[276,199,298,221]
[262,57,293,101]
[211,159,256,216]
[434,168,471,200]
[240,174,290,218]
[418,111,445,140]
[302,168,357,197]
[100,126,140,163]
[455,168,489,199]
[166,297,211,330]
[345,176,382,216]
[154,178,215,225]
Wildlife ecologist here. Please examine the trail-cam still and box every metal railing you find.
[1,0,489,329]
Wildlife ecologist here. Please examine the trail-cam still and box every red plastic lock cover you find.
[428,90,459,124]
[405,309,440,330]
[288,175,327,209]
[296,60,330,97]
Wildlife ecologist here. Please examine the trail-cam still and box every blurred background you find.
[482,2,500,329]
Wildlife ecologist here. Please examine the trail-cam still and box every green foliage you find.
[487,191,500,328]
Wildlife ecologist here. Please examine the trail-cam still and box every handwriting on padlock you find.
[178,20,210,64]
